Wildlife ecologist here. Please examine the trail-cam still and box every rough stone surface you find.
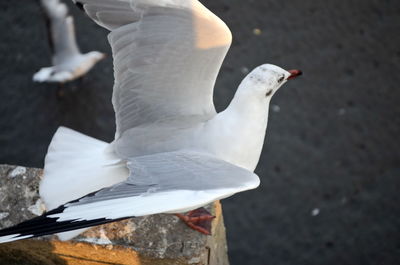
[0,165,229,265]
[0,165,43,229]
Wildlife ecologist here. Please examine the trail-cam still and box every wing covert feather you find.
[69,151,260,206]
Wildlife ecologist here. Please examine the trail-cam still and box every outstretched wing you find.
[40,0,80,65]
[0,151,259,243]
[73,0,232,139]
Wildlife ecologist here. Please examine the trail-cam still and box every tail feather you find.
[33,67,54,82]
[41,127,128,211]
[39,127,128,240]
[33,67,74,83]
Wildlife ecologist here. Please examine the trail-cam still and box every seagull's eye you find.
[278,76,285,83]
[266,90,273,97]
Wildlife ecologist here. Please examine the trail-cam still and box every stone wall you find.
[0,165,229,265]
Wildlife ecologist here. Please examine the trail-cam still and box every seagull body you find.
[33,0,105,83]
[0,0,301,243]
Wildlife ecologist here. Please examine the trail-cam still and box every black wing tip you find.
[0,202,132,243]
[0,215,121,243]
[74,1,85,11]
[0,190,133,243]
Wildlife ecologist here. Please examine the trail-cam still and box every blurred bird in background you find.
[33,0,105,83]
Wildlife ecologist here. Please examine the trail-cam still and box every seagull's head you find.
[87,51,107,62]
[240,64,302,100]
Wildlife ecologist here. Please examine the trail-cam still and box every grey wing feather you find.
[74,0,232,142]
[41,0,80,65]
[71,151,260,206]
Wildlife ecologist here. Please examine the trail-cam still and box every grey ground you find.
[0,0,399,264]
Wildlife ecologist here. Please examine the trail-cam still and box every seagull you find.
[0,0,302,243]
[33,0,105,83]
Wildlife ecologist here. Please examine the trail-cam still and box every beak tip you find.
[288,69,302,80]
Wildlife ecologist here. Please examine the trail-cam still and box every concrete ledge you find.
[0,165,229,265]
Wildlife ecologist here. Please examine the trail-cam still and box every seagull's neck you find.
[204,85,271,171]
[227,87,270,123]
[222,87,271,148]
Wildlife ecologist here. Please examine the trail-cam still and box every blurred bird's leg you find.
[78,76,84,86]
[57,83,65,98]
[175,207,215,235]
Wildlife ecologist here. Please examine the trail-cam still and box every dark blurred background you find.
[1,0,400,264]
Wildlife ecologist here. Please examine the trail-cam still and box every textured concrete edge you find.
[0,164,230,265]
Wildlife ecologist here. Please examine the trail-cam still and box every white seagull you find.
[0,0,302,243]
[33,0,105,83]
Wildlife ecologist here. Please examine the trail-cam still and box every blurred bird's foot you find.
[57,84,65,98]
[78,76,84,85]
[175,207,215,235]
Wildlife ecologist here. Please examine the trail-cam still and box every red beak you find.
[287,69,302,80]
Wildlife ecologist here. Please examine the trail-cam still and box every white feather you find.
[40,127,129,240]
[49,189,239,222]
[0,234,32,244]
[33,67,54,82]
